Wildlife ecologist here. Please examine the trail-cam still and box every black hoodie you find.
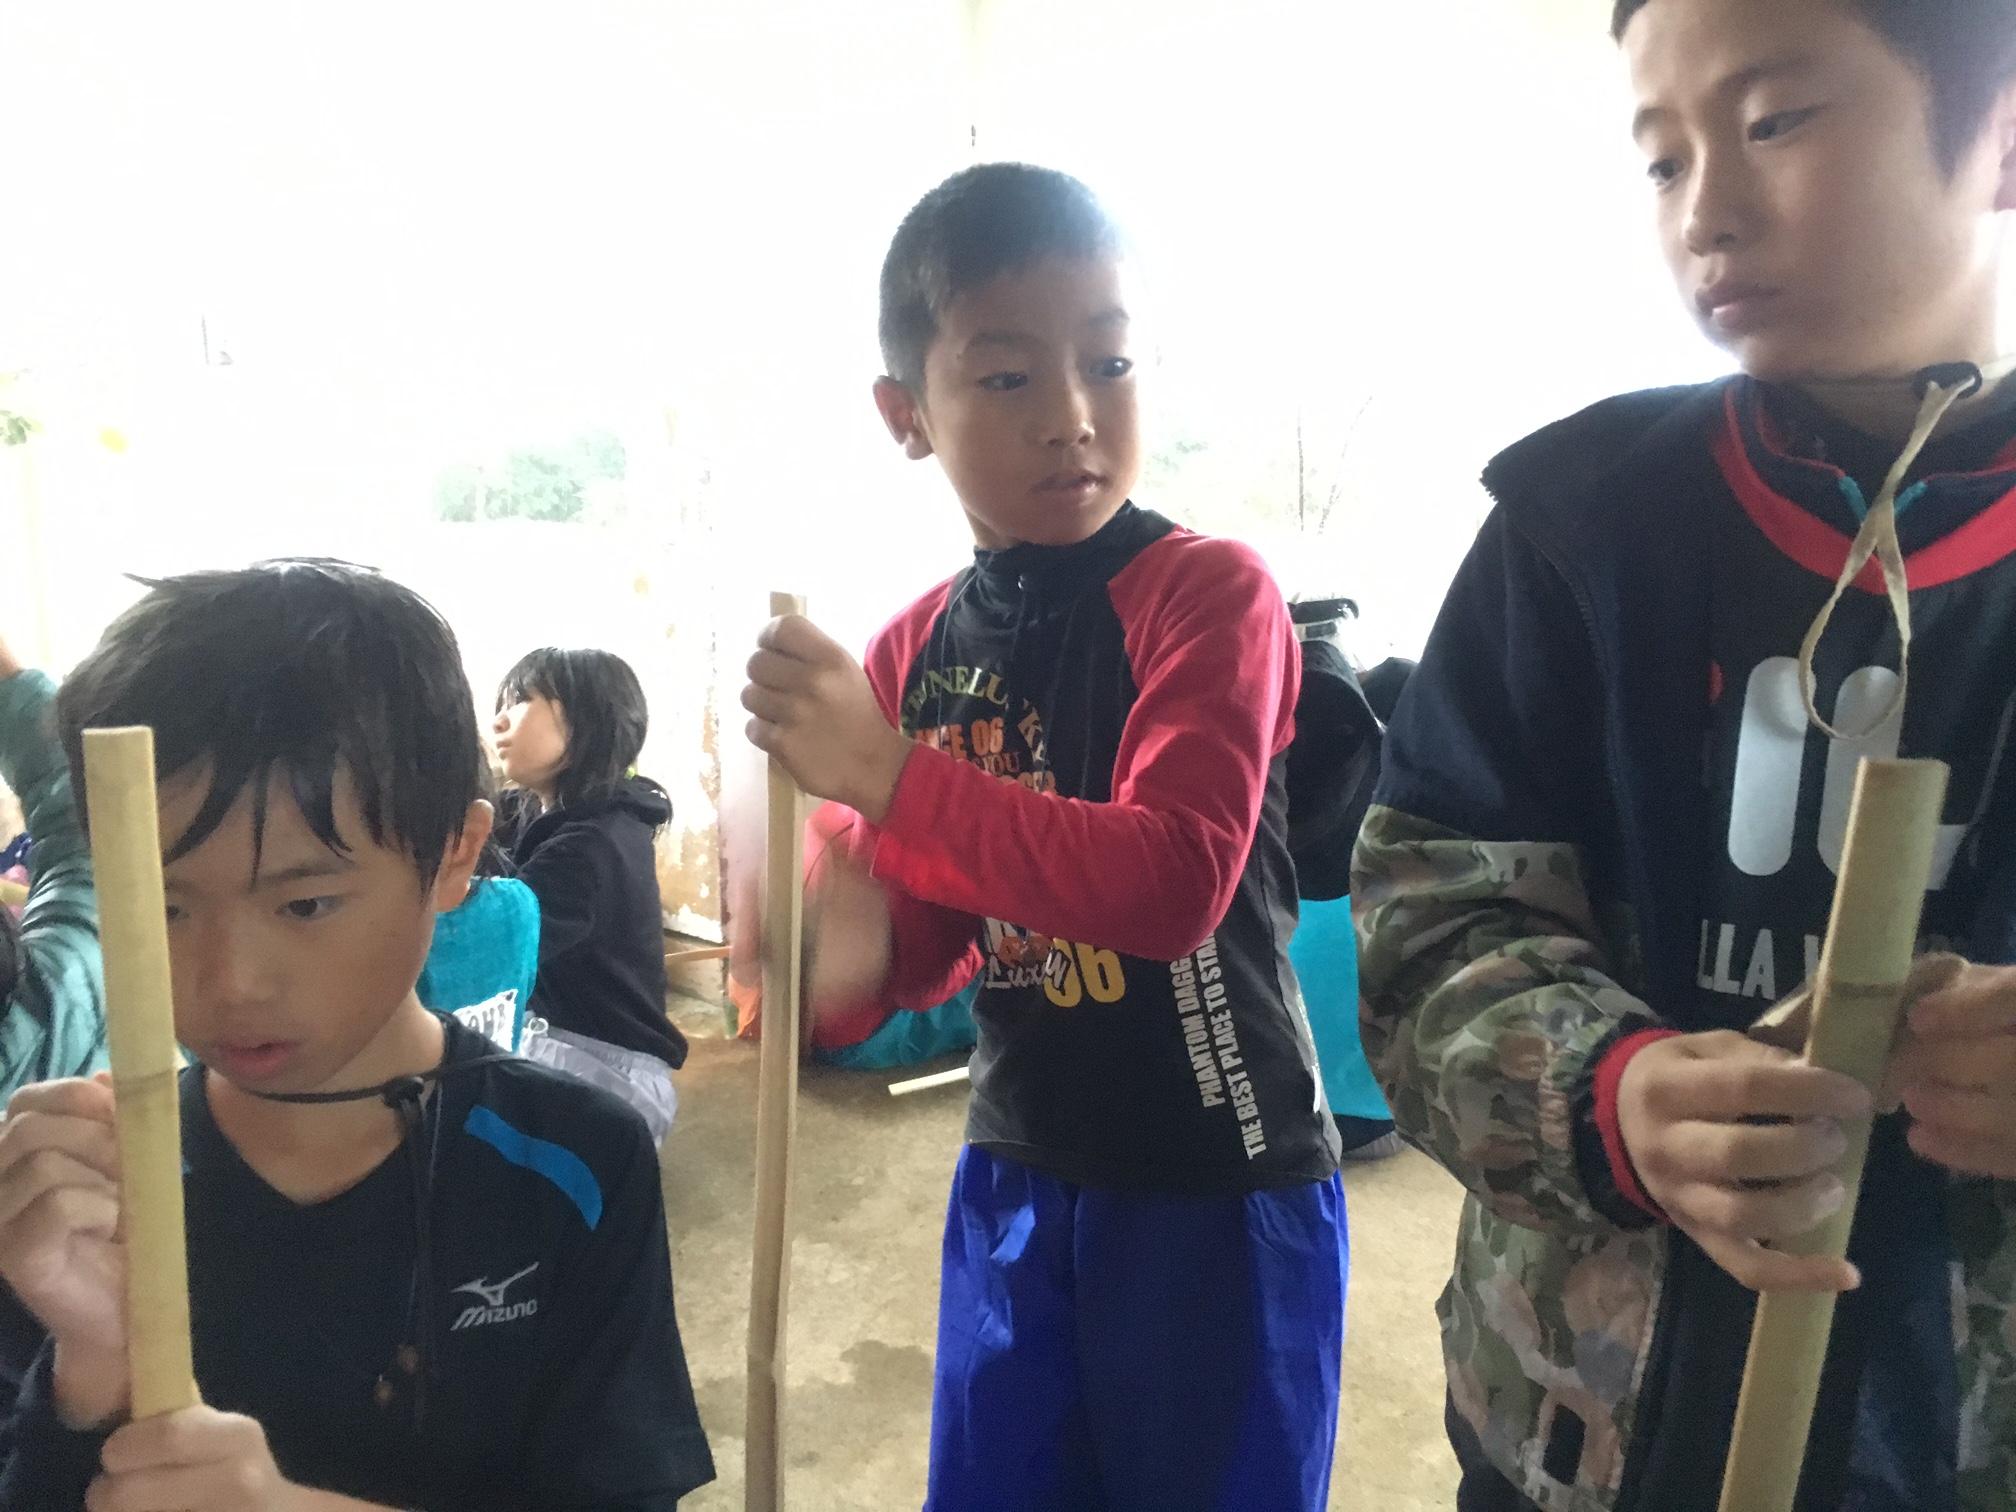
[509,778,688,1068]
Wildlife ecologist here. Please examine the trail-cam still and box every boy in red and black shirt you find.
[742,163,1344,1512]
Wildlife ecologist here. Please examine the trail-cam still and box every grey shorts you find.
[520,1023,680,1144]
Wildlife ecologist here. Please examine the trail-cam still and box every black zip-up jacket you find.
[511,778,687,1067]
[1356,377,2016,1511]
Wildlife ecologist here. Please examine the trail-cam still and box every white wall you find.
[0,0,1742,672]
[5,0,2006,912]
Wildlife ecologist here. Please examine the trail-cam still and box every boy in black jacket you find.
[1355,1,2016,1508]
[0,561,712,1510]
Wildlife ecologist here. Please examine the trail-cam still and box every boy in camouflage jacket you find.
[1355,1,2016,1507]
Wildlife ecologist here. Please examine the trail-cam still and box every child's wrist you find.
[1595,1028,1682,1222]
[851,731,916,827]
[51,1340,129,1429]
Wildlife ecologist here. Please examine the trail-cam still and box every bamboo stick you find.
[1717,757,1950,1512]
[663,943,732,968]
[746,594,806,1512]
[82,727,199,1420]
[888,1064,972,1098]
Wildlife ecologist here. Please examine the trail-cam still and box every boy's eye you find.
[164,903,186,925]
[1749,106,1821,144]
[1646,157,1683,189]
[978,372,1029,393]
[281,896,343,922]
[1093,357,1134,381]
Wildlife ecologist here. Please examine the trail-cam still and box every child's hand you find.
[743,615,914,823]
[0,1076,130,1422]
[725,804,895,1037]
[1889,961,2016,1179]
[90,1406,296,1511]
[1617,1031,1870,1293]
[0,633,21,681]
[804,826,895,1022]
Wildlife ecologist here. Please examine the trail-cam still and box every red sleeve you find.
[1593,1028,1682,1223]
[870,534,1297,963]
[810,801,982,1019]
[850,580,987,1009]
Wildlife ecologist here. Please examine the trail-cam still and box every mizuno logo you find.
[450,1263,540,1330]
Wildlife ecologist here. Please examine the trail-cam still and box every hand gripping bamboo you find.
[82,727,199,1419]
[746,593,806,1512]
[1717,757,1949,1512]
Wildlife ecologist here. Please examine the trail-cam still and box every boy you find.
[1354,2,2016,1508]
[742,163,1346,1511]
[0,561,712,1509]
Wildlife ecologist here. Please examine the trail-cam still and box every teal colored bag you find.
[1288,894,1390,1121]
[417,876,542,1049]
[816,978,980,1072]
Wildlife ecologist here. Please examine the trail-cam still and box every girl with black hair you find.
[494,648,687,1140]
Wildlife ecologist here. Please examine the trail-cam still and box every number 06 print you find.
[1041,941,1128,1008]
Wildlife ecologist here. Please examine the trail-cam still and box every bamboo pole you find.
[82,727,199,1420]
[1717,757,1950,1512]
[888,1064,972,1098]
[663,943,733,968]
[746,593,806,1512]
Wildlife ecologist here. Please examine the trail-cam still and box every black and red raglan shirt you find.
[831,502,1340,1196]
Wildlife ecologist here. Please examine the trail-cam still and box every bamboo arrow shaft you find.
[1717,757,1949,1512]
[83,727,199,1421]
[746,593,807,1512]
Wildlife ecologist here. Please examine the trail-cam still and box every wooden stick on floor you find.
[747,593,807,1512]
[82,727,200,1420]
[664,943,733,968]
[1717,757,1949,1512]
[888,1064,971,1098]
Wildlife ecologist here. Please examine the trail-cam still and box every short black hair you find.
[57,559,485,884]
[495,647,654,815]
[878,162,1125,390]
[1613,0,2016,171]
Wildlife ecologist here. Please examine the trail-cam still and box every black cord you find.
[236,1053,518,1430]
[244,1055,517,1108]
[1915,361,1986,402]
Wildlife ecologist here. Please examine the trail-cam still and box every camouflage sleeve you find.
[1353,803,1662,1237]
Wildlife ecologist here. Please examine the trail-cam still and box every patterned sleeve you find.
[1353,807,1659,1235]
[1351,512,1663,1237]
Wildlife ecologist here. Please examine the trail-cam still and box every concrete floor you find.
[659,1032,1464,1511]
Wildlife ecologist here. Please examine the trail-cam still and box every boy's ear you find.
[872,376,935,461]
[431,799,495,913]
